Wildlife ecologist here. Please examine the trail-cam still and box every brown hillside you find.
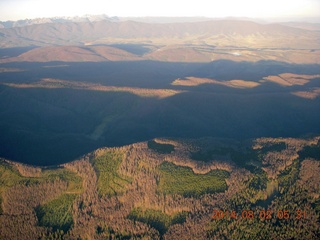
[146,46,212,62]
[0,45,141,62]
[281,22,320,31]
[89,45,142,61]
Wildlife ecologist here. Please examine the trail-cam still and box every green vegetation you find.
[0,160,82,229]
[128,207,188,235]
[42,168,83,193]
[35,194,77,232]
[91,150,132,197]
[278,159,300,193]
[247,171,268,191]
[158,162,229,197]
[0,161,24,191]
[245,170,271,204]
[148,140,174,154]
[0,161,82,194]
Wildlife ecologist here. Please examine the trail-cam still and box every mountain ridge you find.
[1,19,319,49]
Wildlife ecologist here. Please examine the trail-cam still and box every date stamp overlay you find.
[211,209,308,221]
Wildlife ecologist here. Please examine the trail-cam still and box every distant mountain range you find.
[0,15,266,28]
[0,15,118,28]
[1,18,319,50]
[1,15,320,28]
[0,17,319,64]
[0,15,256,29]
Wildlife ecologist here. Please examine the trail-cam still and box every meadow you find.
[158,162,229,197]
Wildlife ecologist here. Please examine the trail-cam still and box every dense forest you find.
[0,136,319,239]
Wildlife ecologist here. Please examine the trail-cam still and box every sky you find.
[0,0,319,21]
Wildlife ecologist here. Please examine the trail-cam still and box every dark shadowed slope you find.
[0,60,319,165]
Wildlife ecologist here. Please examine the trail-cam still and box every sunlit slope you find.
[1,20,320,64]
[1,44,319,64]
[1,20,319,48]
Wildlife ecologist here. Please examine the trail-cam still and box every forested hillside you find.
[0,136,319,239]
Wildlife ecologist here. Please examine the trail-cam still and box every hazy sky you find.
[0,0,319,21]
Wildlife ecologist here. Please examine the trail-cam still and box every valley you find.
[0,57,319,165]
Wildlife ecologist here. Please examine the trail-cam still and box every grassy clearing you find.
[158,162,229,197]
[128,207,188,235]
[0,161,24,191]
[91,150,132,197]
[0,160,82,214]
[0,161,82,189]
[41,168,83,193]
[35,194,76,232]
